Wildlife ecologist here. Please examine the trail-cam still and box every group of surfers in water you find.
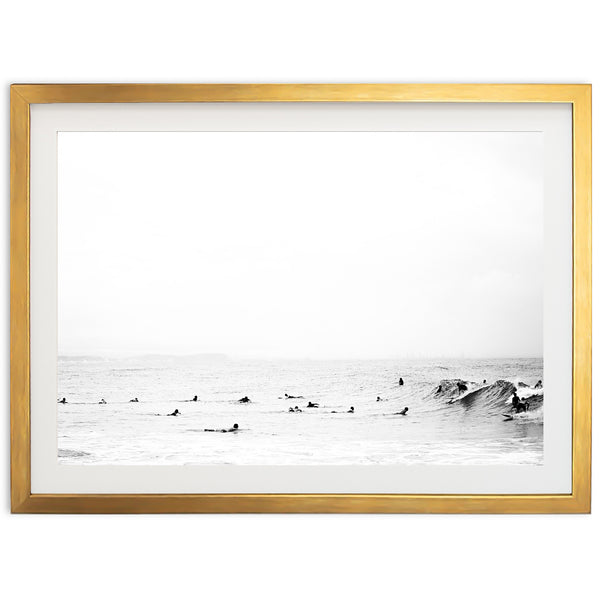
[56,375,423,430]
[57,389,409,426]
[58,373,541,427]
[284,376,408,414]
[56,375,413,421]
[287,401,409,416]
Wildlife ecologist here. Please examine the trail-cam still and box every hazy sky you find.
[58,131,543,359]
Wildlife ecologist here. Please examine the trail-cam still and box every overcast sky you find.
[58,131,543,359]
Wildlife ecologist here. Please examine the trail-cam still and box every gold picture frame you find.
[10,84,591,513]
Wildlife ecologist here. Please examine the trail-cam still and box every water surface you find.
[57,356,543,465]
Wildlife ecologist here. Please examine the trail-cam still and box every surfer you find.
[376,396,385,402]
[58,398,67,404]
[294,406,302,412]
[238,396,251,403]
[511,392,529,413]
[534,380,543,389]
[483,379,487,384]
[285,393,304,399]
[129,397,139,403]
[504,394,529,417]
[168,409,180,416]
[306,401,319,408]
[457,382,468,393]
[398,377,404,386]
[395,407,409,415]
[347,406,355,413]
[511,392,520,410]
[192,395,198,402]
[330,406,354,413]
[99,399,106,404]
[288,407,295,412]
[204,424,239,433]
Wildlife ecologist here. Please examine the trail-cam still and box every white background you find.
[1,1,597,599]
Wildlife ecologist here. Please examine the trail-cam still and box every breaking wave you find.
[432,378,543,414]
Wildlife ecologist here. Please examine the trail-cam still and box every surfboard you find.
[502,413,514,421]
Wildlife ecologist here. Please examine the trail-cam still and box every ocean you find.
[57,356,543,465]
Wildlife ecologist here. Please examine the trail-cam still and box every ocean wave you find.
[433,379,479,401]
[433,379,543,412]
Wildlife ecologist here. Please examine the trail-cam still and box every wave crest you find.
[433,379,543,412]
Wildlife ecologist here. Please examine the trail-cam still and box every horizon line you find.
[58,352,544,361]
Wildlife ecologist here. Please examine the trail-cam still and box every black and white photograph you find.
[2,0,597,598]
[57,129,544,466]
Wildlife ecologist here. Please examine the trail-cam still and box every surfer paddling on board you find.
[204,424,239,433]
[395,407,409,415]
